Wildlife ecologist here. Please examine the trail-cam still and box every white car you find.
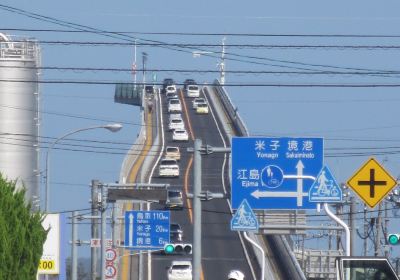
[228,270,245,280]
[159,158,179,177]
[167,260,192,280]
[192,98,206,109]
[186,85,200,98]
[166,85,177,94]
[173,129,189,142]
[168,98,182,113]
[168,118,185,131]
[169,113,182,122]
[196,103,209,114]
[166,146,181,161]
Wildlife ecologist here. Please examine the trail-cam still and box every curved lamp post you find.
[45,123,123,212]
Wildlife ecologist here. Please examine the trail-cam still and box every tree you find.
[0,174,47,279]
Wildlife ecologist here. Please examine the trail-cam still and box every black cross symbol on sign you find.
[358,168,387,198]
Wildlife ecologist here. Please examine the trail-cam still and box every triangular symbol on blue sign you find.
[309,165,343,203]
[231,199,259,231]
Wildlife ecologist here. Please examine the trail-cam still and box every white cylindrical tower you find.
[0,33,40,207]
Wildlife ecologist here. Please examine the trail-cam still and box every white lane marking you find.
[204,87,257,280]
[147,90,166,280]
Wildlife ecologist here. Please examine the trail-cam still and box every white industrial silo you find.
[0,33,40,207]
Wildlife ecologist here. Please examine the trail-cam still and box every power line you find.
[0,5,396,75]
[7,39,400,50]
[1,65,400,77]
[3,28,400,38]
[3,78,400,87]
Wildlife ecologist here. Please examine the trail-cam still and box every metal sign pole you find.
[323,203,350,256]
[243,232,265,280]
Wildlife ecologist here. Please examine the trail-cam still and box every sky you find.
[2,0,400,260]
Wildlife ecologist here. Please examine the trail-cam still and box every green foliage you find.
[0,174,47,279]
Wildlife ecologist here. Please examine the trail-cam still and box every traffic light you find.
[163,243,192,254]
[387,234,400,245]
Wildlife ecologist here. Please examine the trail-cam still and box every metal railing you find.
[211,80,306,280]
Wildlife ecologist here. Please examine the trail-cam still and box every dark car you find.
[165,190,183,209]
[163,78,175,89]
[145,85,154,94]
[183,79,196,89]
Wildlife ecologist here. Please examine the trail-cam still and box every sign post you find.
[231,137,323,209]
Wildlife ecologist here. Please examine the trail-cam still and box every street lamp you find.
[44,123,123,212]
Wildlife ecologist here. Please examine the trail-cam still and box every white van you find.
[186,85,200,97]
[159,158,179,177]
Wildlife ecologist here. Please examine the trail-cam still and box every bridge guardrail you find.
[213,80,249,137]
[212,80,306,280]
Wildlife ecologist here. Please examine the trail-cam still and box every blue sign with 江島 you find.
[124,210,170,250]
[231,137,323,209]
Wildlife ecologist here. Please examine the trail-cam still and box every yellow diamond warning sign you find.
[347,158,397,208]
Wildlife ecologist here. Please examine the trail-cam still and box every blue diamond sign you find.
[231,137,323,209]
[309,166,342,203]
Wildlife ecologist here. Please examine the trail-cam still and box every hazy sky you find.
[2,0,400,258]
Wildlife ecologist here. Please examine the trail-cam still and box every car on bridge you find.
[159,158,179,177]
[166,190,183,209]
[165,146,181,161]
[186,84,200,98]
[183,78,196,89]
[170,223,183,241]
[168,118,185,131]
[167,260,192,280]
[168,98,182,113]
[172,129,189,142]
[228,270,245,280]
[166,85,177,94]
[196,103,209,114]
[192,97,206,109]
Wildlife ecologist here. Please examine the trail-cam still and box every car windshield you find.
[170,99,180,104]
[171,119,182,123]
[170,224,181,231]
[194,98,205,103]
[167,147,179,153]
[172,265,190,270]
[161,160,177,165]
[198,104,207,108]
[169,191,181,198]
[188,85,198,90]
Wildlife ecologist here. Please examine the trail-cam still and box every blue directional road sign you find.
[124,210,170,250]
[231,137,323,209]
[231,199,259,231]
[309,166,343,203]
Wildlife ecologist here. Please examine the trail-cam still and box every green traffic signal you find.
[163,243,192,254]
[164,244,175,253]
[388,234,400,245]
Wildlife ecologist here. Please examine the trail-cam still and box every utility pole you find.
[219,37,226,85]
[193,139,202,280]
[133,39,137,89]
[349,197,356,256]
[375,203,382,256]
[142,52,148,85]
[384,200,389,258]
[100,183,107,280]
[364,204,368,256]
[91,180,99,280]
[71,211,78,280]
